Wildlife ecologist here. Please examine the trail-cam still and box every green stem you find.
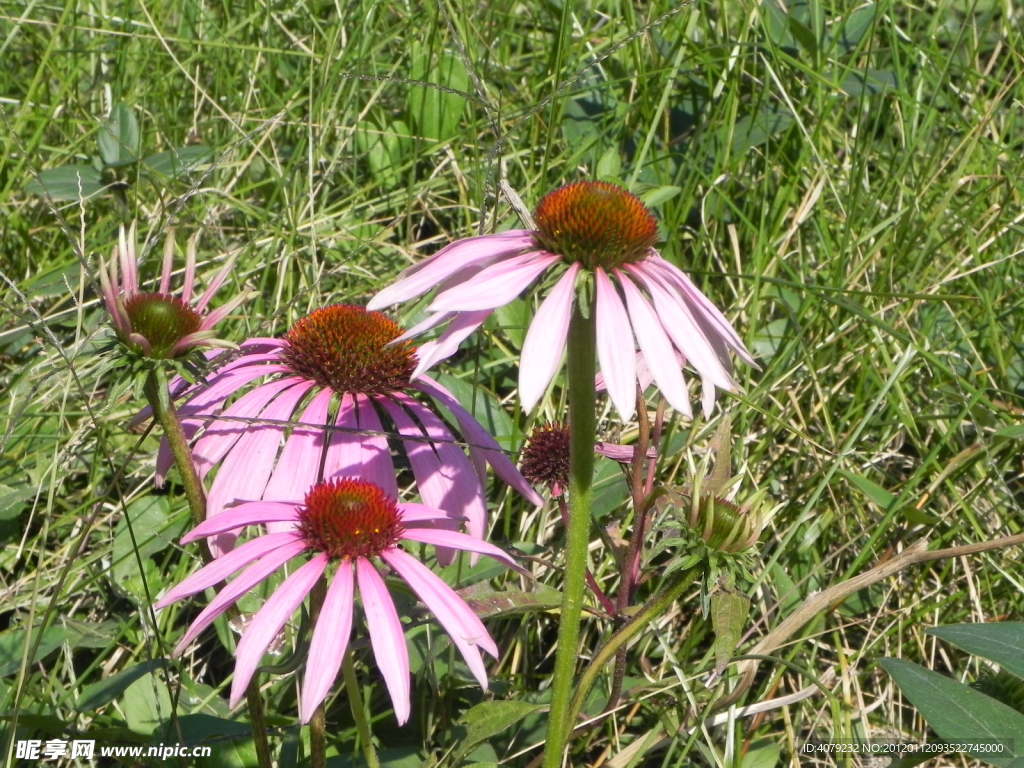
[342,654,381,768]
[543,301,596,768]
[143,367,274,768]
[568,568,699,728]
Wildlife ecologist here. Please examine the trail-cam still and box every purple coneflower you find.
[150,305,539,552]
[156,477,519,724]
[368,181,754,420]
[99,223,242,358]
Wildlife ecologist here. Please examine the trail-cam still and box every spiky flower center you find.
[534,181,658,270]
[122,293,203,358]
[520,422,570,496]
[298,478,404,559]
[282,305,416,395]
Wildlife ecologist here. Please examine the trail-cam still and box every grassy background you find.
[1,0,1022,765]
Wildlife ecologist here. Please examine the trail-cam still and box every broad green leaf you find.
[595,147,621,179]
[143,145,212,177]
[639,185,682,208]
[77,660,168,711]
[408,45,468,142]
[928,624,1024,679]
[173,714,259,768]
[880,658,1024,765]
[711,591,750,667]
[726,106,795,157]
[994,424,1024,439]
[24,165,105,200]
[831,3,877,54]
[327,747,423,767]
[0,624,67,677]
[451,700,544,764]
[98,103,140,166]
[120,670,174,735]
[739,739,782,768]
[840,68,897,97]
[111,495,185,601]
[0,484,34,521]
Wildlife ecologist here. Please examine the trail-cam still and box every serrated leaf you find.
[927,624,1024,680]
[880,658,1024,765]
[24,165,105,201]
[143,145,212,177]
[711,591,750,667]
[451,701,544,764]
[98,103,140,166]
[77,659,168,711]
[457,583,562,618]
[121,671,174,735]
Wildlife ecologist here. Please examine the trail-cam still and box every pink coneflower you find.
[156,477,519,724]
[99,223,242,358]
[368,181,754,420]
[149,305,539,552]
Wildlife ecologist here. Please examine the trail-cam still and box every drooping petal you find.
[399,527,524,572]
[392,311,454,344]
[191,376,303,478]
[624,263,734,391]
[414,376,542,506]
[173,538,309,655]
[262,388,334,518]
[299,560,355,723]
[518,264,578,412]
[368,230,536,310]
[398,502,466,525]
[205,380,313,553]
[195,255,238,313]
[382,549,493,687]
[356,558,411,725]
[411,310,492,378]
[355,395,398,498]
[647,255,755,365]
[428,252,559,313]
[180,502,301,544]
[229,554,328,707]
[156,532,302,608]
[594,267,637,421]
[381,394,487,542]
[321,393,360,480]
[615,271,692,417]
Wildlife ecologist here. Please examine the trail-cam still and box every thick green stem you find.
[143,367,274,768]
[543,302,596,768]
[342,654,381,768]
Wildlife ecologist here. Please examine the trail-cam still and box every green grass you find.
[2,0,1022,765]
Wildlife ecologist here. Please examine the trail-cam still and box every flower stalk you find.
[142,366,274,768]
[343,654,381,768]
[544,298,596,768]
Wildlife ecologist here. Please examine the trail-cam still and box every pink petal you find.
[398,502,465,525]
[180,502,300,545]
[181,233,198,303]
[625,263,734,391]
[400,527,523,572]
[156,532,302,608]
[173,538,308,655]
[648,256,755,365]
[229,554,328,707]
[616,271,692,417]
[355,395,398,497]
[191,377,303,478]
[198,293,247,331]
[518,264,578,412]
[411,310,492,378]
[367,230,536,310]
[356,558,411,725]
[204,380,313,552]
[159,231,174,294]
[195,255,237,313]
[382,549,493,687]
[414,377,542,506]
[384,394,487,541]
[118,225,138,294]
[322,393,360,481]
[262,388,334,515]
[428,252,559,313]
[393,311,453,344]
[299,560,355,723]
[594,267,638,420]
